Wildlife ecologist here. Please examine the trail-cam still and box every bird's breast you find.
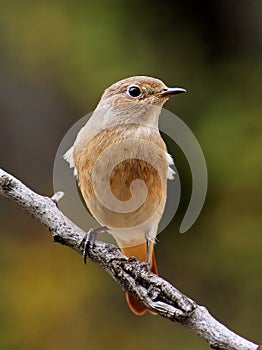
[73,124,168,230]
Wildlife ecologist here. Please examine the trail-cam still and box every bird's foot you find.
[79,226,108,264]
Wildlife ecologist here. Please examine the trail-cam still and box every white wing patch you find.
[166,152,175,179]
[63,146,77,175]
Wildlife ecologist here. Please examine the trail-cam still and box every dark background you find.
[0,1,261,349]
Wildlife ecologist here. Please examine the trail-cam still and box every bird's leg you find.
[145,235,152,271]
[79,226,108,264]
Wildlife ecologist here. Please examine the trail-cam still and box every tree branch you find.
[0,168,260,350]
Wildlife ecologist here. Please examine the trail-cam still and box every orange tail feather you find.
[121,242,158,315]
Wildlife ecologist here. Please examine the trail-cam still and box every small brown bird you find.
[65,76,186,315]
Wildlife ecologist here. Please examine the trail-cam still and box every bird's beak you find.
[159,87,186,97]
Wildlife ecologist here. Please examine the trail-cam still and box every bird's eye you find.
[127,85,141,98]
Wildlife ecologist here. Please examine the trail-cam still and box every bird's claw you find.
[79,226,108,264]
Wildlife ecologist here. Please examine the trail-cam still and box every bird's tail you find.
[121,241,158,315]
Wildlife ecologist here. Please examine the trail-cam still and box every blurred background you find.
[0,1,261,349]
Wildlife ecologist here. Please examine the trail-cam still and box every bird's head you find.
[101,75,185,106]
[91,76,186,128]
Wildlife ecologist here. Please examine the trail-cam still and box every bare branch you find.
[0,168,260,350]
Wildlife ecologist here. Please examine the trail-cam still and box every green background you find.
[0,1,261,349]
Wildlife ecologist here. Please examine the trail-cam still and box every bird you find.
[64,76,186,315]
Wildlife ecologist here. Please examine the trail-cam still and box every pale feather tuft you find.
[166,152,175,179]
[63,147,77,175]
